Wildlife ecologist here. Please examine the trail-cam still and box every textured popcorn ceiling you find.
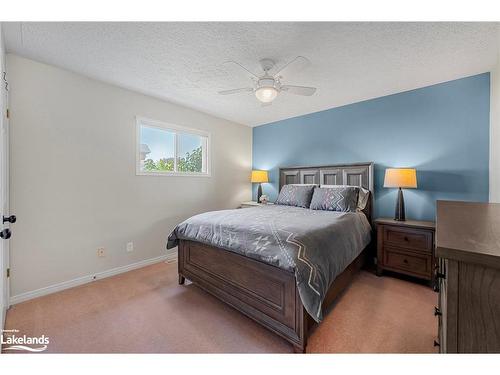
[3,22,499,127]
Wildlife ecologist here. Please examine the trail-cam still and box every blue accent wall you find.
[252,73,490,221]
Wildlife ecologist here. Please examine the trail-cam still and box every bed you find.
[167,162,374,352]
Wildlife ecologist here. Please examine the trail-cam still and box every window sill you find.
[136,171,212,177]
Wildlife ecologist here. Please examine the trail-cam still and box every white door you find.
[0,44,10,330]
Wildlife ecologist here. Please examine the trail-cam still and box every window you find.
[136,117,210,176]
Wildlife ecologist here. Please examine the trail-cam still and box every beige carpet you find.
[3,262,438,353]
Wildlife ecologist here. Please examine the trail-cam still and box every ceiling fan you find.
[218,56,317,105]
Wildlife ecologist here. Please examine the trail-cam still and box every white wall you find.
[7,54,252,298]
[490,27,500,203]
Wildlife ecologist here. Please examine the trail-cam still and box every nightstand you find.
[240,201,273,208]
[374,218,436,285]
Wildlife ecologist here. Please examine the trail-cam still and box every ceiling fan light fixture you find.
[255,86,278,103]
[220,56,315,104]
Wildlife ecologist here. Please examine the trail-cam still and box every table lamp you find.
[384,168,417,221]
[251,170,269,203]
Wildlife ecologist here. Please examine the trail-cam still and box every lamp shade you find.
[251,170,269,183]
[384,168,417,188]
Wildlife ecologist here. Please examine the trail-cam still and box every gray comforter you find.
[167,204,371,322]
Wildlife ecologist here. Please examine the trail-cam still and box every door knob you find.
[3,215,16,224]
[0,228,11,239]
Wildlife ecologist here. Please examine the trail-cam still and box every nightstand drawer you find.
[383,246,432,278]
[383,225,432,252]
[375,218,435,283]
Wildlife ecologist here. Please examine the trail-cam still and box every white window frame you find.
[136,116,211,177]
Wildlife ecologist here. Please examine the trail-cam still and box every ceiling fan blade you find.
[273,56,311,78]
[281,85,316,96]
[223,61,259,81]
[218,88,253,95]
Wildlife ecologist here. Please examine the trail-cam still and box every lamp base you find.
[257,183,263,203]
[394,187,406,221]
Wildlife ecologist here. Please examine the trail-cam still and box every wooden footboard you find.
[178,239,368,352]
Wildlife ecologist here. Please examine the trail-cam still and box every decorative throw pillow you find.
[321,184,370,211]
[309,186,359,212]
[275,184,315,208]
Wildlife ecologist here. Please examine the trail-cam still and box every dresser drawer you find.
[383,246,432,278]
[383,225,433,252]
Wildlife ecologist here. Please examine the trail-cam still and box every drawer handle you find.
[434,307,442,316]
[403,259,409,264]
[433,340,440,347]
[404,236,409,241]
[433,283,440,293]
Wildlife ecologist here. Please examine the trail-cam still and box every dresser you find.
[435,200,500,353]
[374,218,436,284]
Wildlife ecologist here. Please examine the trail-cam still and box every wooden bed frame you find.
[177,162,374,353]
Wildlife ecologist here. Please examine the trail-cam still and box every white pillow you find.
[320,184,370,211]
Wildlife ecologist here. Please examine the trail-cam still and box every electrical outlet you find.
[126,242,134,252]
[97,247,105,257]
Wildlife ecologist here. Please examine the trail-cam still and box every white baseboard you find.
[165,247,178,263]
[10,254,171,305]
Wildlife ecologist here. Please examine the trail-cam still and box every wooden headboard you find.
[278,162,375,222]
